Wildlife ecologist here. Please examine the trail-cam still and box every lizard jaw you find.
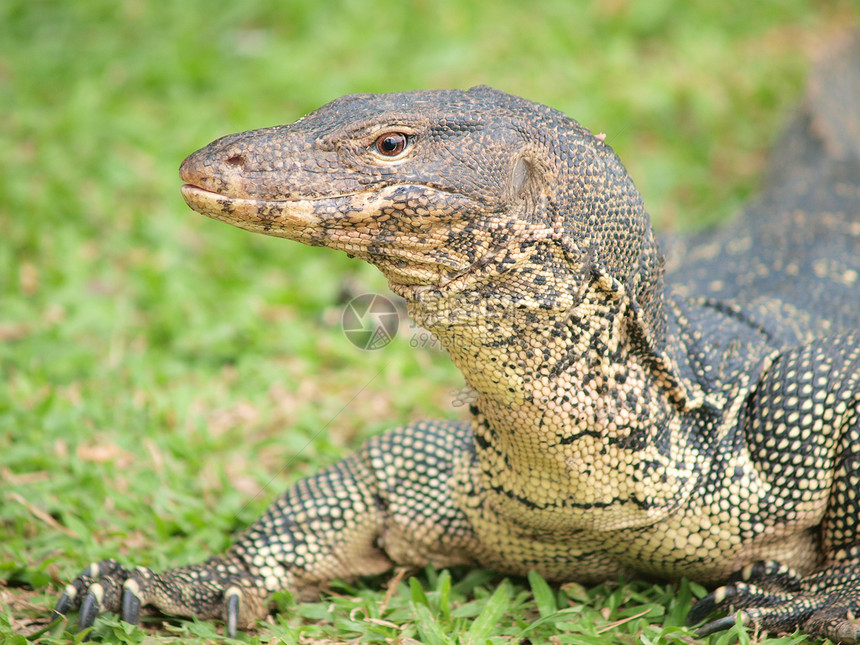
[181,184,322,240]
[181,179,494,287]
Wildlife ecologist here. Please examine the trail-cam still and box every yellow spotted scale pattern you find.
[54,35,860,642]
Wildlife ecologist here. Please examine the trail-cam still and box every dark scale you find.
[54,36,860,643]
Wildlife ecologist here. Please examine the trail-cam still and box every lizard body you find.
[55,35,860,642]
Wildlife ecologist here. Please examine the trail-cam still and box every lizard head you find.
[181,86,664,342]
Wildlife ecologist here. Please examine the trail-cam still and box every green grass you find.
[2,1,857,643]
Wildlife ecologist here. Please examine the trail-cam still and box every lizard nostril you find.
[225,154,245,167]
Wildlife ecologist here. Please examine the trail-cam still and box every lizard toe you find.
[695,613,748,637]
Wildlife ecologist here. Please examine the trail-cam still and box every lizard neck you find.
[400,254,703,533]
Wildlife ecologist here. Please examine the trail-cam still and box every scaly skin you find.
[54,36,860,641]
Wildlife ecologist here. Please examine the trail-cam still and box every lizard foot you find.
[53,556,268,639]
[688,557,860,644]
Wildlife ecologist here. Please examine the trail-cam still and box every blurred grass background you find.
[2,0,857,643]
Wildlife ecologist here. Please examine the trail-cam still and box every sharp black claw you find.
[686,597,717,626]
[122,586,142,625]
[226,589,240,639]
[78,586,102,633]
[696,615,743,637]
[53,591,73,617]
[687,584,738,626]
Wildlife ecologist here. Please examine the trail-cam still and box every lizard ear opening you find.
[510,155,545,217]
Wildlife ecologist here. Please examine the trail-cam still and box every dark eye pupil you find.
[377,133,406,156]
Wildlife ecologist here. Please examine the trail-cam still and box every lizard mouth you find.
[180,184,322,237]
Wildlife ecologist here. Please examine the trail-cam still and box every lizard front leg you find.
[690,334,860,643]
[54,420,479,637]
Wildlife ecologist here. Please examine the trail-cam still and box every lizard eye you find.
[374,132,409,157]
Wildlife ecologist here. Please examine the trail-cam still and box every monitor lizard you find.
[54,34,860,642]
